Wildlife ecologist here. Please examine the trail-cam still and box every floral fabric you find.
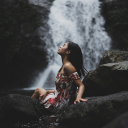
[40,72,80,113]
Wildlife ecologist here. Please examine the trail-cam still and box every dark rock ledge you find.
[0,94,51,128]
[57,91,128,128]
[103,111,128,128]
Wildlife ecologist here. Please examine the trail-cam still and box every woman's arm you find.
[40,89,55,101]
[47,90,55,94]
[74,79,88,104]
[64,63,88,104]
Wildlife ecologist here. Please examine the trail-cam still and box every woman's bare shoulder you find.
[64,62,76,76]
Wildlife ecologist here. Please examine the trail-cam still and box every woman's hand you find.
[74,97,88,104]
[39,89,55,101]
[39,90,48,101]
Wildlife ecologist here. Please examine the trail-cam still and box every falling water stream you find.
[28,0,111,90]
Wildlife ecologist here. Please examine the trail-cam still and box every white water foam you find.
[46,0,111,70]
[24,63,60,90]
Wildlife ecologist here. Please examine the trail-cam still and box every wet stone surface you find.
[11,114,67,128]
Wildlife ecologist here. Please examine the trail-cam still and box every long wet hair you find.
[67,41,88,77]
[59,41,88,78]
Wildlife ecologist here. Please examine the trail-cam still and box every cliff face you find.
[0,0,53,89]
[100,0,128,50]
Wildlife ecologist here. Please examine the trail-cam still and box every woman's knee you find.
[35,88,46,94]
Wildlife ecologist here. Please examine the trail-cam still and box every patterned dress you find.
[40,72,80,113]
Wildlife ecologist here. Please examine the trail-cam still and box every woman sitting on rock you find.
[31,41,88,113]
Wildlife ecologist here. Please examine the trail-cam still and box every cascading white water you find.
[46,0,111,69]
[28,0,111,90]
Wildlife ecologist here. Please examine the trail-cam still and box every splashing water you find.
[46,0,111,69]
[28,0,111,89]
[27,63,60,90]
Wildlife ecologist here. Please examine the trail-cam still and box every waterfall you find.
[28,0,111,90]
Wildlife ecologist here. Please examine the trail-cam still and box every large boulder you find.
[103,111,128,128]
[83,61,128,97]
[99,50,128,65]
[58,91,128,128]
[0,94,51,127]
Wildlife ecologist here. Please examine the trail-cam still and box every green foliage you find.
[0,0,41,63]
[104,3,128,51]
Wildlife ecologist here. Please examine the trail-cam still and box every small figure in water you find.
[31,41,88,113]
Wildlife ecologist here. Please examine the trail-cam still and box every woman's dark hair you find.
[58,41,88,77]
[67,41,88,77]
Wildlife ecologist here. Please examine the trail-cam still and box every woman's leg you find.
[31,88,47,101]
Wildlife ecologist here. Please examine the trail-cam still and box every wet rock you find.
[58,91,128,128]
[0,94,50,126]
[20,22,35,38]
[100,0,128,11]
[83,61,128,97]
[99,50,128,65]
[100,0,127,4]
[103,111,128,128]
[0,0,19,7]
